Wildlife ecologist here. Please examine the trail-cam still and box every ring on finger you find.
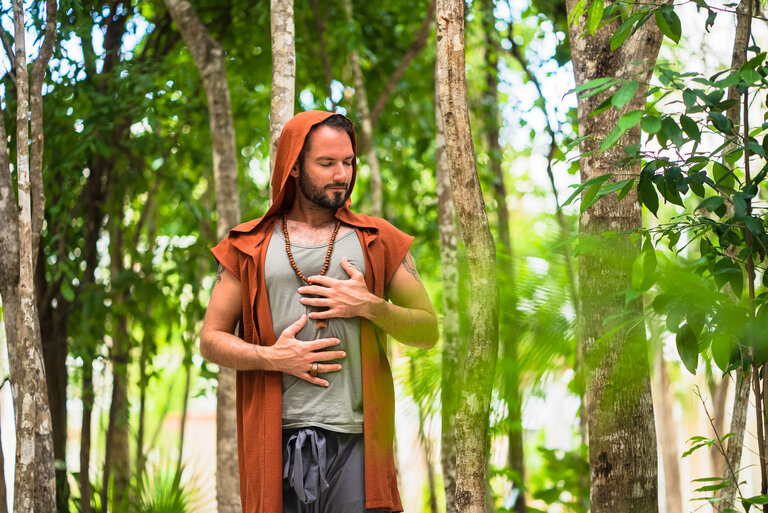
[309,362,318,378]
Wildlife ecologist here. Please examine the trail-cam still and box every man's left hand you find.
[298,257,380,320]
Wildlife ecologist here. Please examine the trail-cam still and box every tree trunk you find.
[565,2,662,512]
[437,3,500,513]
[479,3,526,511]
[10,1,57,511]
[652,355,682,513]
[163,1,242,511]
[0,424,7,513]
[342,0,383,217]
[79,360,94,513]
[716,1,753,507]
[436,66,460,513]
[106,201,131,512]
[721,369,750,510]
[270,0,295,177]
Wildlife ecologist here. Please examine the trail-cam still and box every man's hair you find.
[298,114,355,171]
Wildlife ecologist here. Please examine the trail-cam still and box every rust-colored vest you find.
[211,111,411,512]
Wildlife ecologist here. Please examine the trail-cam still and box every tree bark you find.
[9,1,57,511]
[79,360,94,513]
[437,3,500,513]
[565,1,662,511]
[436,66,460,513]
[721,369,751,510]
[478,3,526,511]
[342,0,383,217]
[163,1,242,511]
[652,355,682,513]
[270,0,295,176]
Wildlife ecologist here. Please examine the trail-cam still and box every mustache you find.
[325,183,349,189]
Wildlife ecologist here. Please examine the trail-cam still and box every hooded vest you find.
[211,110,411,512]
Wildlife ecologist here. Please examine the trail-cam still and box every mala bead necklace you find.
[283,211,341,329]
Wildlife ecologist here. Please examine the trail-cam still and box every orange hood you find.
[229,110,378,239]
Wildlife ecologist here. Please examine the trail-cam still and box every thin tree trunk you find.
[436,66,460,513]
[308,0,336,110]
[410,359,438,513]
[106,200,131,513]
[11,0,56,510]
[718,2,754,507]
[177,355,192,478]
[270,0,295,176]
[437,3,500,513]
[565,1,662,511]
[479,3,525,510]
[710,377,729,482]
[163,2,242,511]
[652,355,682,513]
[80,359,94,513]
[341,0,382,217]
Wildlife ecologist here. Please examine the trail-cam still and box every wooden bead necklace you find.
[282,211,341,329]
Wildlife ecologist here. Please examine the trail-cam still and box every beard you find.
[298,166,350,209]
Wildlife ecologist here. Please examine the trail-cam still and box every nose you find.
[333,162,350,181]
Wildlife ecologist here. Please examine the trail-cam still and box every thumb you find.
[283,314,307,337]
[341,257,362,278]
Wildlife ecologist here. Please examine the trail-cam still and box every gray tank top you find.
[265,224,366,433]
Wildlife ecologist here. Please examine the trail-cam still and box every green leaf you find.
[705,9,716,32]
[618,178,635,202]
[611,80,639,108]
[746,216,762,235]
[680,115,701,142]
[655,7,682,44]
[638,174,659,216]
[568,0,590,27]
[61,282,75,302]
[733,194,747,219]
[683,89,697,110]
[676,323,699,374]
[696,196,725,212]
[610,14,635,50]
[573,76,614,93]
[587,0,605,35]
[661,116,684,146]
[709,111,733,135]
[618,110,643,130]
[599,125,625,152]
[712,332,734,372]
[712,162,735,188]
[641,115,662,134]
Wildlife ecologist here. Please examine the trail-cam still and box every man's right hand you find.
[264,314,345,387]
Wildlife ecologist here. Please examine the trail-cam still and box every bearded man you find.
[200,110,438,513]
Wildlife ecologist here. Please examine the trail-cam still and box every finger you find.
[341,257,363,278]
[305,275,337,286]
[303,375,331,387]
[299,296,332,307]
[297,285,331,296]
[309,308,342,320]
[315,363,343,373]
[308,338,342,350]
[310,350,347,362]
[282,314,307,337]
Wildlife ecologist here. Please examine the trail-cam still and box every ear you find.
[290,160,299,177]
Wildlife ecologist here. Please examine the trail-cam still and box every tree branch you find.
[370,0,435,125]
[0,27,16,83]
[29,0,58,264]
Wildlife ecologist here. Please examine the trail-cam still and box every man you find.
[200,110,438,513]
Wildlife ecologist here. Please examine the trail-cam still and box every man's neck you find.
[285,198,338,228]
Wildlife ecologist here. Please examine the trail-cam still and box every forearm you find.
[365,296,439,349]
[199,328,273,371]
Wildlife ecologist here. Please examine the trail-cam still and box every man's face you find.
[294,126,354,209]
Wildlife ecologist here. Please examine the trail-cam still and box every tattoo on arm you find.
[402,252,422,283]
[216,264,225,285]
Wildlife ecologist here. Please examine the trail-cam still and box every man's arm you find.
[298,252,439,349]
[200,264,346,386]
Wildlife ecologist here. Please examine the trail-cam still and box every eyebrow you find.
[316,155,355,161]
